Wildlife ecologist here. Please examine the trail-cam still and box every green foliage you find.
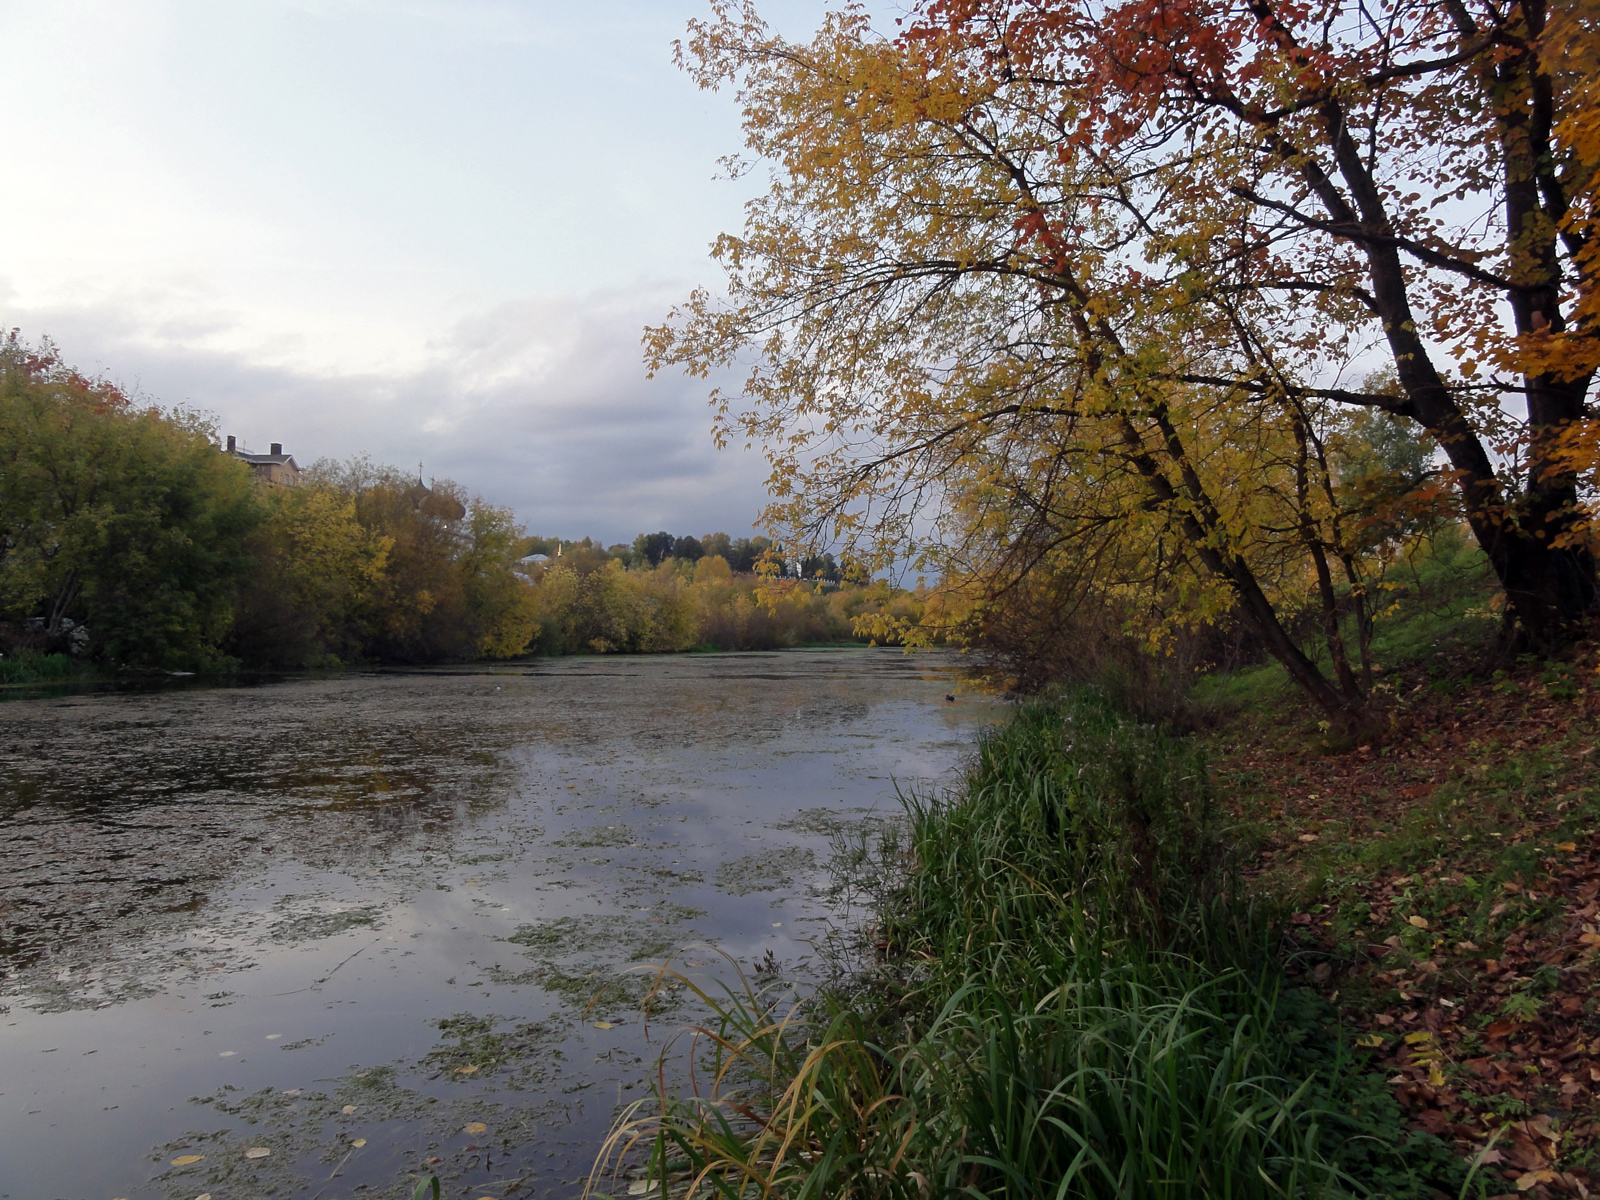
[890,698,1231,971]
[227,481,391,668]
[0,333,264,670]
[1192,526,1500,717]
[523,560,924,655]
[0,336,926,671]
[0,650,90,685]
[599,699,1479,1199]
[230,459,543,666]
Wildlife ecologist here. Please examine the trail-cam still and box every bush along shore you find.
[591,693,1525,1200]
[0,649,95,686]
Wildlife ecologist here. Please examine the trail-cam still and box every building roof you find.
[234,451,297,467]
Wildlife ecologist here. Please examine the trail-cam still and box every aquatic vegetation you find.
[712,846,817,897]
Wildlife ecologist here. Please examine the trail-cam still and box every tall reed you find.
[591,696,1478,1200]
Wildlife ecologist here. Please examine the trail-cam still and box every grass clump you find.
[0,649,90,685]
[592,696,1481,1199]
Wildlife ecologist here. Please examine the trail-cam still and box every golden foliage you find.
[649,0,1599,717]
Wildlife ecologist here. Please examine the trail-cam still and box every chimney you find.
[226,435,236,452]
[270,443,283,455]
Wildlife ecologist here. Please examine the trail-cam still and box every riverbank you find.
[597,639,1600,1198]
[0,649,95,685]
[1213,645,1600,1194]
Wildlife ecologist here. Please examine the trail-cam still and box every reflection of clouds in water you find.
[0,648,1000,1200]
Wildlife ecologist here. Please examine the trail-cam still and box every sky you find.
[0,0,842,546]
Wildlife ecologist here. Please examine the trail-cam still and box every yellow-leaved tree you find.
[648,0,1598,728]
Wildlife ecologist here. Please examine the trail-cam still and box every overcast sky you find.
[0,0,844,545]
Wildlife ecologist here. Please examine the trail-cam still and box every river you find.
[0,648,998,1200]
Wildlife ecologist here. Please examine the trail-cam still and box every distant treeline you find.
[523,530,847,581]
[0,336,922,672]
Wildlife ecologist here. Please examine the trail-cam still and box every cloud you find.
[2,283,773,546]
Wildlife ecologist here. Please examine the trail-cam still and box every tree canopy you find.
[648,0,1599,725]
[0,335,262,669]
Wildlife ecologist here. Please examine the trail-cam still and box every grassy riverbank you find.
[594,694,1500,1199]
[0,650,94,686]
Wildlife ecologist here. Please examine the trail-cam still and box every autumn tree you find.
[908,0,1598,634]
[228,482,392,668]
[648,0,1598,726]
[300,459,540,662]
[0,334,262,668]
[461,500,541,658]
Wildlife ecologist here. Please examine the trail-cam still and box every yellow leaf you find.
[593,1021,614,1030]
[170,1155,205,1166]
[464,1122,488,1134]
[1517,1170,1557,1190]
[1407,915,1429,929]
[1556,842,1577,852]
[1428,1062,1445,1087]
[351,1138,367,1148]
[342,1104,359,1114]
[244,1147,271,1159]
[1355,1033,1385,1048]
[455,1064,479,1074]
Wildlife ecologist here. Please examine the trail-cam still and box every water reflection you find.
[0,648,997,1199]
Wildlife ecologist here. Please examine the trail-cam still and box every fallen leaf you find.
[218,1051,236,1057]
[244,1147,271,1159]
[342,1104,359,1114]
[464,1122,488,1134]
[1298,833,1318,843]
[1356,1033,1385,1048]
[1517,1169,1557,1191]
[1556,842,1577,852]
[455,1064,479,1074]
[1408,915,1430,929]
[264,1034,281,1040]
[593,1021,614,1030]
[170,1155,204,1166]
[351,1138,367,1148]
[197,1195,212,1200]
[282,1089,302,1097]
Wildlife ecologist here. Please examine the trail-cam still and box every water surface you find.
[0,649,997,1200]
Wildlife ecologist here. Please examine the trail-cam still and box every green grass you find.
[1280,730,1600,973]
[1191,527,1500,718]
[0,650,92,685]
[592,697,1487,1199]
